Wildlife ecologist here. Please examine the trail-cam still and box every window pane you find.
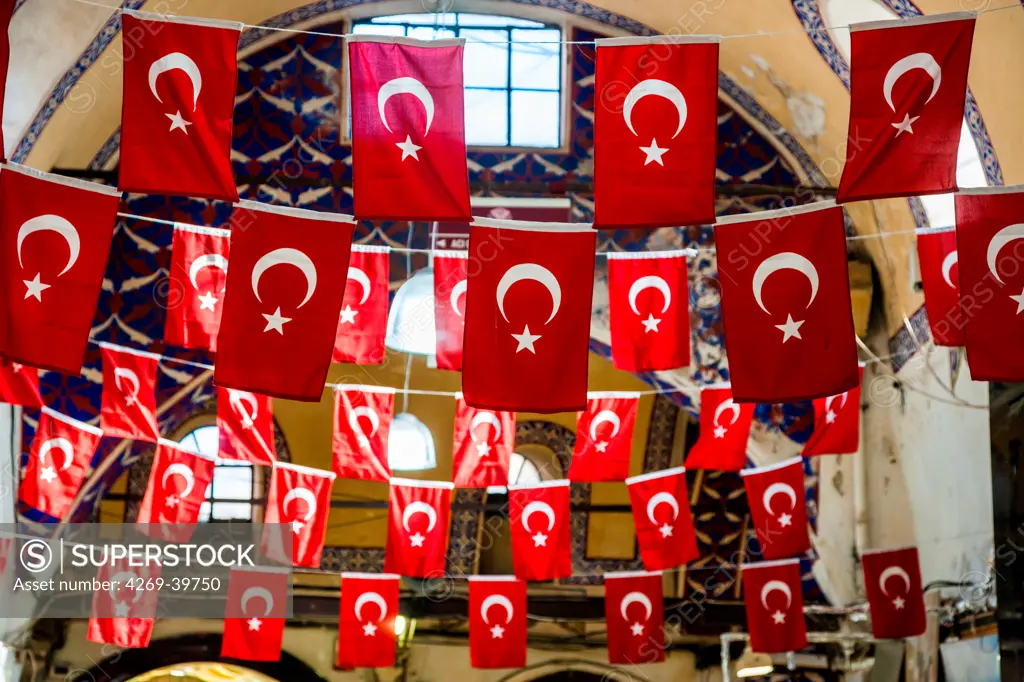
[212,464,253,501]
[408,26,456,41]
[198,501,212,523]
[511,91,560,147]
[352,23,406,36]
[459,14,544,27]
[466,89,508,145]
[369,13,453,25]
[510,29,560,90]
[211,502,252,521]
[463,29,509,88]
[190,426,219,456]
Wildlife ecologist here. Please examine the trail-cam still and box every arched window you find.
[486,451,544,493]
[178,425,256,522]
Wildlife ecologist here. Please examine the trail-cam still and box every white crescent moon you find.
[882,52,941,113]
[759,580,793,611]
[480,594,514,625]
[283,487,317,521]
[228,389,259,425]
[113,367,141,402]
[521,500,556,533]
[109,571,143,603]
[619,591,653,622]
[162,463,196,498]
[879,565,912,597]
[986,224,1024,283]
[349,406,380,439]
[762,483,797,517]
[148,52,203,111]
[450,279,468,318]
[378,77,435,135]
[346,267,372,306]
[941,250,959,289]
[628,275,671,316]
[713,399,740,428]
[402,500,438,533]
[39,437,75,471]
[189,253,228,292]
[354,591,388,623]
[824,391,848,414]
[17,215,80,277]
[645,491,679,525]
[622,79,687,139]
[469,411,502,444]
[752,252,819,315]
[496,264,561,325]
[251,248,318,309]
[240,586,274,616]
[589,410,621,441]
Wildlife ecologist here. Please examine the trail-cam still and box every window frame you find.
[173,420,261,524]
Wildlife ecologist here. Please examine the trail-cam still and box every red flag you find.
[0,164,120,375]
[468,576,527,669]
[715,203,859,402]
[385,479,453,577]
[433,252,468,371]
[802,365,864,456]
[0,1,14,162]
[607,251,691,371]
[215,201,354,402]
[349,36,470,222]
[338,572,400,669]
[18,408,102,519]
[462,219,596,413]
[604,570,665,665]
[261,462,335,568]
[136,439,216,539]
[837,14,975,203]
[217,387,276,465]
[626,467,699,571]
[916,230,964,347]
[452,395,514,489]
[99,344,159,442]
[0,359,42,408]
[333,246,390,365]
[118,12,241,201]
[741,457,810,560]
[87,557,160,648]
[569,392,639,482]
[594,36,719,228]
[862,546,927,639]
[221,567,289,662]
[684,384,755,471]
[332,386,394,483]
[508,481,572,581]
[165,223,230,352]
[742,558,807,653]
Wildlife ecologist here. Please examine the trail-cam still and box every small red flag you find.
[136,439,216,539]
[332,386,394,483]
[742,558,807,653]
[594,36,719,228]
[87,557,160,648]
[837,14,975,203]
[569,392,639,482]
[217,387,276,465]
[802,365,864,456]
[385,479,453,577]
[452,395,514,489]
[862,546,927,639]
[333,246,390,365]
[349,36,470,222]
[604,570,665,665]
[684,384,755,471]
[468,576,527,669]
[433,252,468,371]
[99,344,159,442]
[626,467,699,571]
[741,457,811,560]
[119,11,241,200]
[18,408,102,519]
[916,230,964,347]
[165,223,230,352]
[0,359,42,408]
[221,567,289,662]
[508,480,572,581]
[338,572,400,669]
[261,462,335,568]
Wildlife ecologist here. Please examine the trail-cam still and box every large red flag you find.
[0,164,120,375]
[119,11,241,200]
[0,0,14,161]
[594,36,719,228]
[684,384,754,471]
[837,14,975,203]
[862,546,927,639]
[715,203,859,402]
[332,386,394,483]
[87,557,160,648]
[508,480,572,581]
[468,576,527,669]
[217,387,276,465]
[99,344,159,442]
[462,218,596,413]
[165,223,230,352]
[338,572,400,669]
[741,457,810,560]
[802,365,864,456]
[917,230,964,347]
[18,408,102,519]
[221,566,289,662]
[0,359,42,408]
[333,245,389,365]
[433,252,468,371]
[136,439,216,539]
[349,36,470,222]
[261,462,335,568]
[452,395,514,489]
[742,558,807,653]
[604,570,665,665]
[215,201,354,401]
[385,479,453,577]
[569,392,639,482]
[626,467,699,571]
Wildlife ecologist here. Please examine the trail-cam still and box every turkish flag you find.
[626,467,699,571]
[215,201,354,402]
[468,576,527,669]
[917,230,964,346]
[261,462,335,568]
[87,557,160,648]
[462,219,596,413]
[594,36,718,228]
[386,479,453,577]
[221,567,289,662]
[508,481,572,581]
[0,0,14,161]
[569,392,639,482]
[349,36,470,222]
[99,344,159,442]
[802,365,864,456]
[452,396,514,488]
[0,359,42,408]
[604,570,665,665]
[862,546,927,639]
[0,164,120,375]
[18,407,102,519]
[332,386,394,483]
[741,457,810,560]
[119,11,241,200]
[607,250,690,371]
[434,252,468,371]
[742,558,807,653]
[136,439,216,540]
[837,14,975,203]
[338,572,400,669]
[217,387,276,465]
[715,203,859,403]
[165,223,230,352]
[684,384,754,471]
[333,246,390,365]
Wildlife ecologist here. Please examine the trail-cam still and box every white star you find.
[891,113,920,137]
[594,441,609,453]
[641,314,662,333]
[124,394,137,407]
[639,138,669,166]
[23,273,50,301]
[512,325,541,353]
[630,622,645,636]
[892,596,906,610]
[410,532,425,547]
[39,466,56,484]
[166,110,193,133]
[658,523,673,538]
[714,425,727,439]
[262,307,292,334]
[363,622,378,637]
[114,602,131,618]
[775,314,804,343]
[11,364,22,373]
[339,305,358,325]
[490,624,505,639]
[1011,288,1024,314]
[772,610,786,625]
[291,519,305,535]
[247,617,262,631]
[396,135,422,161]
[532,532,548,547]
[165,495,179,508]
[825,410,837,424]
[777,513,792,528]
[197,291,218,311]
[476,442,492,457]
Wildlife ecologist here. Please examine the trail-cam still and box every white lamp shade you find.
[385,268,437,355]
